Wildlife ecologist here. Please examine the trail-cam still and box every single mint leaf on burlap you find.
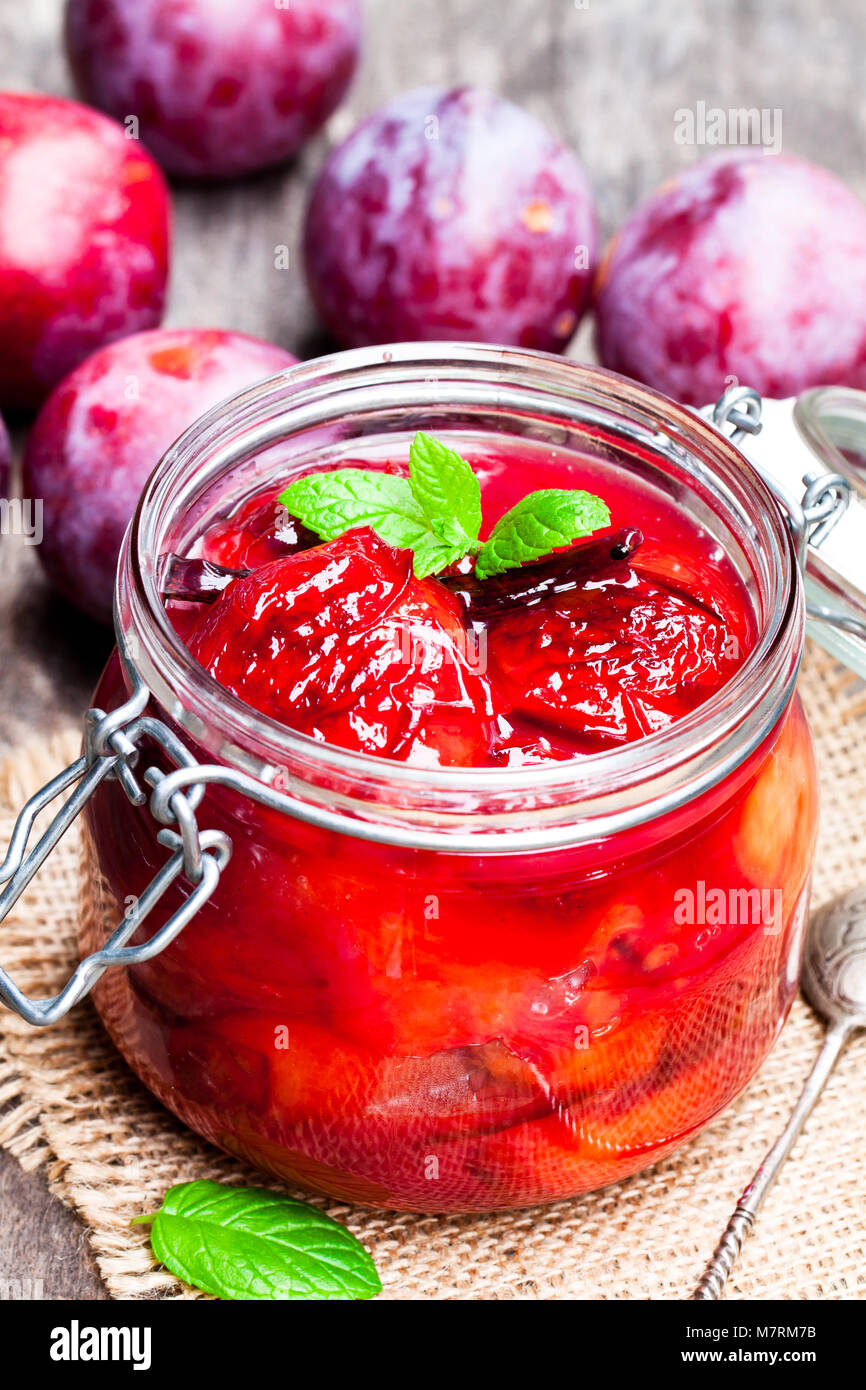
[408,432,482,550]
[132,1180,382,1301]
[475,489,611,580]
[278,466,466,578]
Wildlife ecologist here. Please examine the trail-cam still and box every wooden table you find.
[1,0,864,1299]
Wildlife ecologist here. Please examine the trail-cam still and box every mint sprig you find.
[474,489,612,580]
[278,433,609,580]
[133,1180,381,1301]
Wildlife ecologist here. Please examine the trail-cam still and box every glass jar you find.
[76,345,816,1213]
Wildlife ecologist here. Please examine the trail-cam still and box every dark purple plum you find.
[595,153,866,405]
[0,92,169,411]
[304,86,597,352]
[23,329,297,623]
[65,0,362,180]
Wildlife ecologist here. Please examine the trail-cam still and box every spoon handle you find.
[691,1019,851,1300]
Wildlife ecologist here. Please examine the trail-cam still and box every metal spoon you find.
[692,886,866,1299]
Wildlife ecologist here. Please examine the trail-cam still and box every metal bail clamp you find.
[0,640,232,1026]
[702,383,866,676]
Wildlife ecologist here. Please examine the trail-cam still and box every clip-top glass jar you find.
[6,347,821,1212]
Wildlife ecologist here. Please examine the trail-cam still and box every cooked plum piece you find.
[486,557,740,747]
[186,529,500,766]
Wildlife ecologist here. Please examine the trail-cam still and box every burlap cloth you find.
[1,643,864,1301]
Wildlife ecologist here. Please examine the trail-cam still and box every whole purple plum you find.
[0,92,169,411]
[595,153,866,405]
[23,329,297,622]
[303,86,597,352]
[65,0,362,180]
[0,411,10,499]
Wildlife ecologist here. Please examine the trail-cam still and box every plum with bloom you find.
[65,0,362,179]
[0,92,169,410]
[24,329,296,622]
[596,153,866,405]
[305,87,596,352]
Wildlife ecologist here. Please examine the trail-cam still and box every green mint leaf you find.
[279,469,426,547]
[409,533,469,579]
[408,432,482,549]
[279,465,468,578]
[135,1180,382,1301]
[475,489,611,580]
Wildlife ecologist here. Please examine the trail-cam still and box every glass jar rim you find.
[116,343,803,845]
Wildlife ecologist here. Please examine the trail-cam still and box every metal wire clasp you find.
[0,653,232,1026]
[706,385,866,645]
[708,385,853,560]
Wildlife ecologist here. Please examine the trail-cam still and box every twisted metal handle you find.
[692,1206,754,1300]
